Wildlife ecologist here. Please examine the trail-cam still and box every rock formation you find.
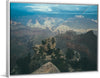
[33,37,65,61]
[32,62,60,74]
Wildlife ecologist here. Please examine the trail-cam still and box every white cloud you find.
[26,5,52,12]
[76,8,79,10]
[25,4,97,14]
[91,19,97,23]
[75,15,84,18]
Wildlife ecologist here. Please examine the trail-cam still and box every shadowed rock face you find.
[32,62,60,74]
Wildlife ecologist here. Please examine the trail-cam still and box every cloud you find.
[25,4,97,15]
[75,15,84,18]
[76,8,79,10]
[26,5,52,12]
[91,19,97,23]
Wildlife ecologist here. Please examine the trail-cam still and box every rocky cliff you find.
[32,62,60,74]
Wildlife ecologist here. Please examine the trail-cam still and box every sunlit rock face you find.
[32,62,60,74]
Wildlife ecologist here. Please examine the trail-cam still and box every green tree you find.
[52,37,55,44]
[42,40,46,45]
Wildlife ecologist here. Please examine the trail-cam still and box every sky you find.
[10,3,98,15]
